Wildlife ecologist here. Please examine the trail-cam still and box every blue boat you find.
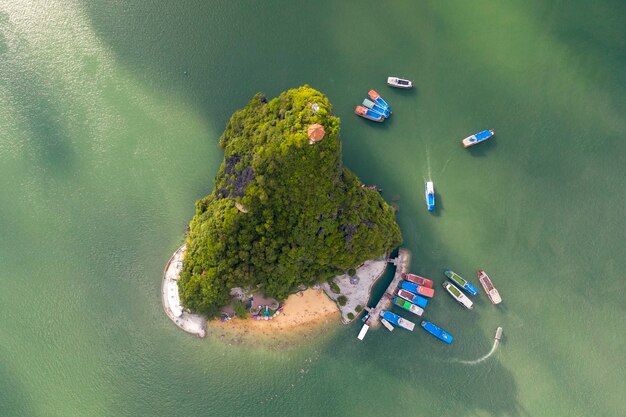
[362,98,390,118]
[444,269,479,296]
[381,310,415,331]
[399,282,429,308]
[425,181,435,212]
[368,90,392,113]
[462,129,494,148]
[421,321,454,344]
[355,105,384,122]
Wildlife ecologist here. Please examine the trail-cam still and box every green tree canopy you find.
[178,86,402,317]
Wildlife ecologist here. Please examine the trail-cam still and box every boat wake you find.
[425,147,432,180]
[456,339,499,365]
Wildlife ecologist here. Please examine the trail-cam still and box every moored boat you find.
[443,282,474,309]
[380,318,394,331]
[368,90,392,113]
[393,296,424,317]
[357,324,370,340]
[444,269,479,296]
[403,273,434,288]
[425,181,435,212]
[354,105,384,122]
[362,98,390,118]
[398,286,428,308]
[478,269,502,304]
[399,280,434,298]
[381,310,415,331]
[421,321,454,344]
[462,129,494,148]
[387,77,413,89]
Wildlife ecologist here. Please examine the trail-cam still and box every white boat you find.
[380,318,394,331]
[495,327,503,341]
[478,269,502,305]
[443,282,474,309]
[425,181,435,212]
[357,324,370,340]
[387,77,413,89]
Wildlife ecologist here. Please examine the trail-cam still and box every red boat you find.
[402,273,434,288]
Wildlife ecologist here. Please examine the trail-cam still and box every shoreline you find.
[205,288,340,347]
[161,245,207,337]
[161,247,396,339]
[322,256,389,323]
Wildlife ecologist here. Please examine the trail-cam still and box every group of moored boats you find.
[354,90,392,122]
[354,75,503,345]
[378,270,502,345]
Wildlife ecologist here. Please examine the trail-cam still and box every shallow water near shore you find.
[1,1,624,416]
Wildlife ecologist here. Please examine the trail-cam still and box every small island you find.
[164,86,402,337]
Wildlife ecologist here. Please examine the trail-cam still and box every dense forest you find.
[178,86,402,317]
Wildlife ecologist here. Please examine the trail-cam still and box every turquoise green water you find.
[1,1,624,416]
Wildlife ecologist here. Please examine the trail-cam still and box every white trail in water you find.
[425,147,432,181]
[456,339,500,365]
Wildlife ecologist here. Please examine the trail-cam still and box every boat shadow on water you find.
[467,136,498,157]
[358,115,394,131]
[386,87,418,98]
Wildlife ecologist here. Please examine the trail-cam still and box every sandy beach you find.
[206,289,340,347]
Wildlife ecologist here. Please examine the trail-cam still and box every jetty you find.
[365,248,411,329]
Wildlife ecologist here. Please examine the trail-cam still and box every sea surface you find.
[0,1,624,416]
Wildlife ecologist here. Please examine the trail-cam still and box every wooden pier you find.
[366,248,411,329]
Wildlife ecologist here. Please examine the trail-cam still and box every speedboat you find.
[462,129,494,148]
[387,77,413,89]
[421,321,454,344]
[354,105,384,122]
[425,181,435,212]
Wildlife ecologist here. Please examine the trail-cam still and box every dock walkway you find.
[366,249,410,328]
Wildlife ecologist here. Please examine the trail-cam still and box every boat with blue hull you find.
[399,280,434,298]
[362,98,390,118]
[421,321,454,344]
[398,284,429,308]
[368,90,391,113]
[425,181,435,212]
[393,296,424,317]
[444,269,479,296]
[354,105,384,122]
[462,129,494,148]
[381,310,415,331]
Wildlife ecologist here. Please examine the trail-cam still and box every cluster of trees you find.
[178,86,402,317]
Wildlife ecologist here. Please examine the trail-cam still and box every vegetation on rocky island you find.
[178,86,402,317]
